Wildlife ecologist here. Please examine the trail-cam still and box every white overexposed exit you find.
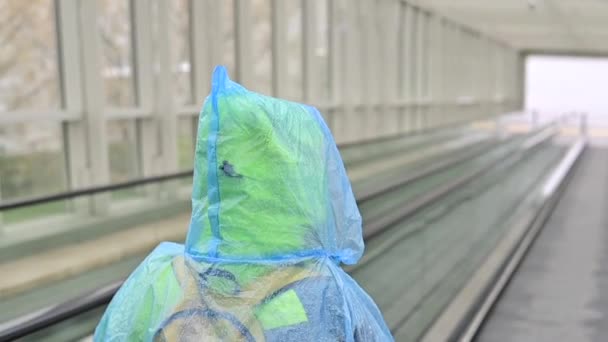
[526,55,608,127]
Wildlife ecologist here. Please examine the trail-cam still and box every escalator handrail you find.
[0,128,469,212]
[0,170,193,212]
[0,282,121,342]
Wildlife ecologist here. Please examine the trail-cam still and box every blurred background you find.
[0,0,607,341]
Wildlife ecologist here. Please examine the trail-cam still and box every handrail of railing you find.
[0,282,121,342]
[0,126,468,212]
[363,123,557,239]
[0,170,193,212]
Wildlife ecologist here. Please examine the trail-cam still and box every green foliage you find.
[4,201,66,224]
[0,151,67,223]
[0,151,66,199]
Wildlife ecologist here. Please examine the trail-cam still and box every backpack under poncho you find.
[94,66,393,342]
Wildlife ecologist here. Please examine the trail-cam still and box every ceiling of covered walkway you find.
[417,0,608,55]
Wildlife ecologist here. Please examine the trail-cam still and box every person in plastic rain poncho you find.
[94,66,393,342]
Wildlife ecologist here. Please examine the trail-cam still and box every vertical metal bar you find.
[476,35,485,118]
[516,51,525,111]
[478,36,485,118]
[455,27,463,123]
[438,18,446,126]
[415,7,424,131]
[424,11,432,129]
[342,0,359,143]
[271,0,288,98]
[154,0,178,180]
[427,13,438,129]
[465,33,473,120]
[302,0,318,104]
[364,0,379,140]
[473,35,480,119]
[359,0,369,141]
[79,0,110,214]
[490,42,497,116]
[405,4,415,132]
[131,0,153,112]
[131,0,156,185]
[208,1,224,69]
[190,0,207,102]
[440,20,449,126]
[419,12,428,130]
[380,0,400,136]
[56,0,89,215]
[234,0,253,86]
[442,22,449,124]
[496,45,504,112]
[191,0,215,103]
[461,29,468,122]
[410,7,419,132]
[328,0,344,137]
[450,25,458,124]
[483,36,492,118]
[398,3,408,133]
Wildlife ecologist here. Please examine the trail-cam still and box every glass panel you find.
[0,0,60,111]
[107,120,139,199]
[0,123,67,223]
[98,0,135,107]
[169,0,193,105]
[286,1,303,101]
[251,0,272,95]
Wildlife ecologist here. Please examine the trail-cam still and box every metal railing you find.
[0,282,121,342]
[0,170,193,212]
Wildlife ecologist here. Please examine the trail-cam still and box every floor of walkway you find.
[478,147,608,342]
[0,213,189,299]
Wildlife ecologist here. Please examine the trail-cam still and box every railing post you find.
[580,112,588,138]
[56,0,92,216]
[131,0,157,200]
[234,0,253,87]
[271,0,288,99]
[531,110,539,128]
[78,0,111,215]
[156,0,179,199]
[328,0,346,139]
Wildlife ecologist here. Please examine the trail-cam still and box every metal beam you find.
[234,0,253,86]
[79,0,111,214]
[56,0,89,216]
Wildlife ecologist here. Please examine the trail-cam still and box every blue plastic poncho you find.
[94,66,393,341]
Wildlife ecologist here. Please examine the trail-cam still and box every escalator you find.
[0,124,584,342]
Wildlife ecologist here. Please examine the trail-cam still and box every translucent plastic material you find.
[94,66,393,341]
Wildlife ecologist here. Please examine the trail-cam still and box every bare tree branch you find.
[5,75,56,110]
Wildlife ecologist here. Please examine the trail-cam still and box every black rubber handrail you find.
[0,170,193,211]
[0,282,121,342]
[365,125,557,239]
[355,137,500,204]
[0,128,468,212]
